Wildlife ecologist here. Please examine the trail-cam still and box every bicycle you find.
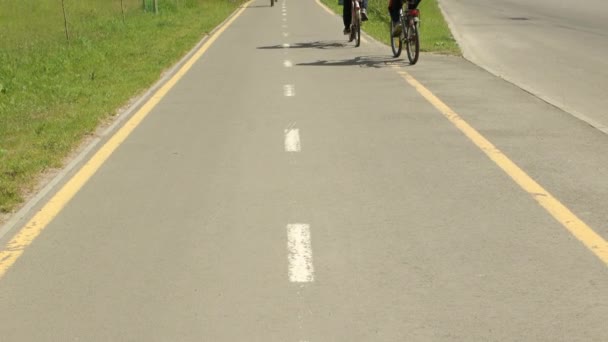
[391,6,420,64]
[349,0,362,47]
[271,0,274,7]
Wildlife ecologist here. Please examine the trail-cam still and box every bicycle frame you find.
[399,8,419,38]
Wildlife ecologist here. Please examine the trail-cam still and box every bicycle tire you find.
[355,21,361,47]
[351,9,360,47]
[390,22,402,57]
[406,22,420,65]
[271,0,274,7]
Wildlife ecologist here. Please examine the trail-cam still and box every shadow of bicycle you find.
[296,55,411,69]
[257,41,349,50]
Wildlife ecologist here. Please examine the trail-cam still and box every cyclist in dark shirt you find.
[342,0,369,35]
[388,0,421,36]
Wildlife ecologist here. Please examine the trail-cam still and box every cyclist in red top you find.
[389,0,421,36]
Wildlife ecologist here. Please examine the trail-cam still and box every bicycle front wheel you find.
[353,10,361,47]
[406,23,420,64]
[390,22,402,57]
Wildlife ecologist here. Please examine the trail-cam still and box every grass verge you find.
[0,0,243,214]
[319,0,460,54]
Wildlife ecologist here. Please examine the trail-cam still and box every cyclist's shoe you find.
[392,21,402,37]
[343,27,351,35]
[361,9,368,21]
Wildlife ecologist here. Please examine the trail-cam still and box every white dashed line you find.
[282,43,290,48]
[283,32,289,37]
[287,224,314,283]
[284,84,295,96]
[283,60,293,67]
[284,128,301,152]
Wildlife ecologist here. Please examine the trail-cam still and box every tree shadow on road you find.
[257,41,349,50]
[296,55,411,69]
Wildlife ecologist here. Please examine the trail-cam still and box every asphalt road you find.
[0,0,607,340]
[439,0,608,133]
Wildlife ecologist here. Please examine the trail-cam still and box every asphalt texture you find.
[0,0,606,340]
[439,0,608,132]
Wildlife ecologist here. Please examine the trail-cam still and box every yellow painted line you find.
[315,0,336,16]
[396,69,608,266]
[0,2,251,280]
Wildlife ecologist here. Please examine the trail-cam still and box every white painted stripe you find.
[283,60,293,67]
[283,32,289,37]
[287,224,314,283]
[284,129,301,152]
[282,24,288,29]
[284,84,295,96]
[282,43,290,48]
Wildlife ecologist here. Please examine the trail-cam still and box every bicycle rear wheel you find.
[352,10,361,47]
[406,22,420,64]
[390,22,402,57]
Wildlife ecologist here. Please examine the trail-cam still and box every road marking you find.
[284,128,301,152]
[0,2,253,280]
[282,12,287,16]
[282,43,290,48]
[284,84,295,97]
[396,69,608,267]
[287,224,314,283]
[284,60,293,67]
[282,24,288,29]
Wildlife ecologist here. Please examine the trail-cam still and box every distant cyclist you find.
[389,0,421,36]
[342,0,368,35]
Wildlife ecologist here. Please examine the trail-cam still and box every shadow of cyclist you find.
[257,41,349,50]
[296,55,410,68]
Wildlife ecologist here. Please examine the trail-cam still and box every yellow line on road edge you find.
[0,2,251,280]
[397,70,608,267]
[315,0,336,16]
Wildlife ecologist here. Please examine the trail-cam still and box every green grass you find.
[0,0,243,213]
[320,0,460,54]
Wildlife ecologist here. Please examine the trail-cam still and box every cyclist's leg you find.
[343,0,352,33]
[388,0,402,23]
[361,0,369,20]
[388,0,403,36]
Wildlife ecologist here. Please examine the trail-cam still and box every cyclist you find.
[389,0,421,36]
[342,0,368,35]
